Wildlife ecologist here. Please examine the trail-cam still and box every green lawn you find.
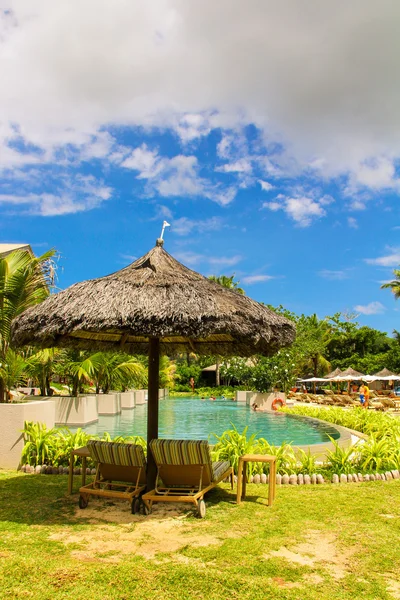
[0,470,399,600]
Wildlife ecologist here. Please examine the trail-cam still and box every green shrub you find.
[20,421,147,467]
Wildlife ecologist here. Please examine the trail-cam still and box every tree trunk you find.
[0,378,5,403]
[46,375,52,396]
[215,356,221,387]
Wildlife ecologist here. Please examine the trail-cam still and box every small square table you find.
[236,454,277,506]
[67,446,91,495]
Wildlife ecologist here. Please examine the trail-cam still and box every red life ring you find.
[271,398,285,411]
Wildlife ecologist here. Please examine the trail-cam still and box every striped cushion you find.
[87,440,146,467]
[150,439,228,483]
[212,460,231,482]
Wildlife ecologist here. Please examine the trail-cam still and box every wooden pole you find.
[146,337,160,490]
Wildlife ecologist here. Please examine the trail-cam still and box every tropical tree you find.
[295,314,331,377]
[208,274,245,385]
[66,351,147,395]
[381,267,400,299]
[0,348,27,397]
[0,248,55,402]
[208,274,245,295]
[159,356,176,389]
[24,348,63,396]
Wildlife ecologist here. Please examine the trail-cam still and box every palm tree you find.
[0,248,55,401]
[208,274,245,385]
[66,351,147,395]
[381,268,400,299]
[24,348,62,396]
[208,274,245,295]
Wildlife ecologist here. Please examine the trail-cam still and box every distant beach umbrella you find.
[12,239,295,487]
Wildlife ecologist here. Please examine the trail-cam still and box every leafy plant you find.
[211,425,258,475]
[357,435,399,472]
[325,437,359,474]
[20,421,58,466]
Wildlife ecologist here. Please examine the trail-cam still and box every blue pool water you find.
[80,397,340,445]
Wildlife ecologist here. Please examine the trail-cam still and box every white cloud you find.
[318,269,350,280]
[172,216,223,236]
[0,175,112,216]
[354,157,397,189]
[174,251,205,266]
[347,217,358,229]
[354,301,386,315]
[173,250,241,268]
[242,274,274,284]
[263,194,328,227]
[216,159,252,174]
[365,248,400,267]
[348,199,367,211]
[174,113,212,142]
[120,146,237,205]
[121,144,161,178]
[208,255,241,267]
[1,2,400,199]
[259,180,274,192]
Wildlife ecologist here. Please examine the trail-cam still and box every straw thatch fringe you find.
[12,244,295,356]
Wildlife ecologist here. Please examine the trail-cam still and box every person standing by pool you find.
[359,383,365,406]
[364,383,370,408]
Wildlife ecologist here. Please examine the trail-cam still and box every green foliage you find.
[20,421,147,467]
[174,362,203,387]
[64,350,147,395]
[0,248,55,401]
[21,422,58,466]
[381,267,400,299]
[281,405,400,439]
[208,274,245,295]
[255,438,298,475]
[211,425,258,475]
[325,437,359,474]
[357,435,400,472]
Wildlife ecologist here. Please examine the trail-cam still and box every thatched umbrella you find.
[12,239,295,486]
[325,367,343,379]
[373,368,398,378]
[338,367,365,379]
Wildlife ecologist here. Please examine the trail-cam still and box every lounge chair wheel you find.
[78,495,88,509]
[132,497,141,514]
[197,499,206,518]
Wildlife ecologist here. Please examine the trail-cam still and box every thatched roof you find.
[373,368,397,377]
[325,367,343,379]
[12,241,295,357]
[339,367,365,378]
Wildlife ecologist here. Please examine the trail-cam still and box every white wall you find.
[97,393,121,415]
[120,391,135,409]
[0,400,55,469]
[55,396,98,426]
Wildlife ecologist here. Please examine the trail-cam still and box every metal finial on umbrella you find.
[160,220,171,240]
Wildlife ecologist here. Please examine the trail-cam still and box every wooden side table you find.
[67,446,90,495]
[236,454,277,506]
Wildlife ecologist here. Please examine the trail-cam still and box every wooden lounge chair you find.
[78,440,146,514]
[142,439,234,518]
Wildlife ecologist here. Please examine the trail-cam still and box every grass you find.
[0,471,400,599]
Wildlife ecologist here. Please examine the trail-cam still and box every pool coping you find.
[279,412,364,458]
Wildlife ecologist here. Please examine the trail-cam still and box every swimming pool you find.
[79,396,340,445]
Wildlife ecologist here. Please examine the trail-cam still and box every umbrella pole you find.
[146,337,160,490]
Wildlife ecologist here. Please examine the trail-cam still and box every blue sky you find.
[1,2,400,335]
